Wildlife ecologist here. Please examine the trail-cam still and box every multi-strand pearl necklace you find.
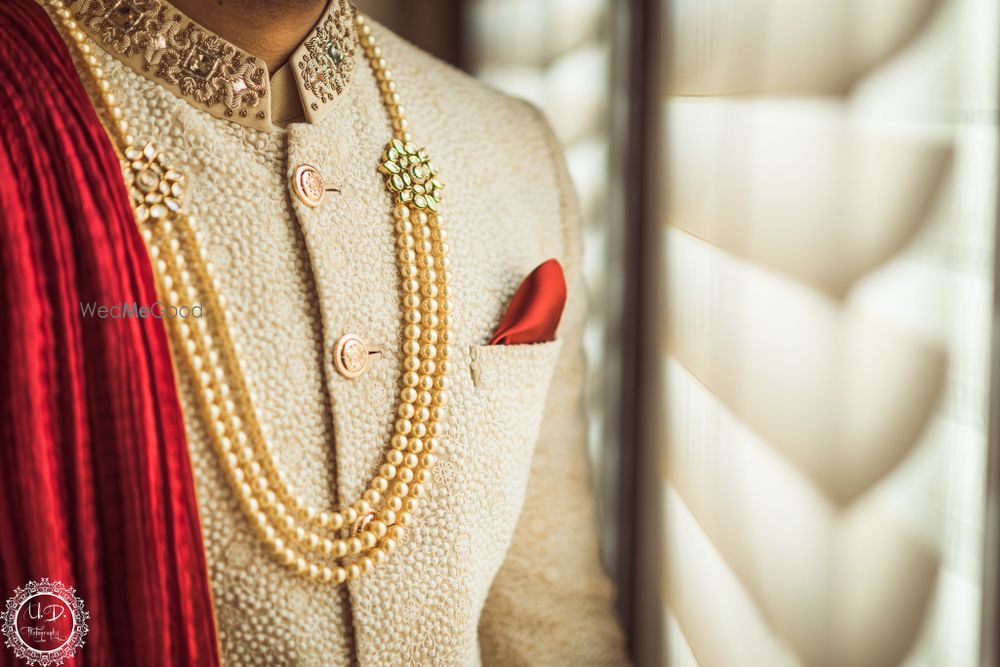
[47,1,451,584]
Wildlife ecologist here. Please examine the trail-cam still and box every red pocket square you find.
[489,259,567,345]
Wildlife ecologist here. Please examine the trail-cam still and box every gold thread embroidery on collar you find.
[72,0,268,118]
[298,0,357,104]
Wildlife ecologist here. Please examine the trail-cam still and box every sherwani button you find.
[334,334,369,378]
[292,164,325,207]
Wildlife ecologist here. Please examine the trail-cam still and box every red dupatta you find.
[0,1,219,664]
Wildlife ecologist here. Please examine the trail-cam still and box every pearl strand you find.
[47,1,450,582]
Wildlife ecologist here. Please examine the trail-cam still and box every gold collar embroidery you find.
[70,0,357,132]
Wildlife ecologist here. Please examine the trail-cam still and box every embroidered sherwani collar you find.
[70,0,357,132]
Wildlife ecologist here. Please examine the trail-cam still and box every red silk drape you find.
[0,2,219,665]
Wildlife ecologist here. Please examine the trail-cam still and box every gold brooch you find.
[379,139,443,212]
[124,142,185,223]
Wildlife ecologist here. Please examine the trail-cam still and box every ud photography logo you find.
[2,579,88,666]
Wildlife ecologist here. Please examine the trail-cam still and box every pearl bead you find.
[347,537,364,554]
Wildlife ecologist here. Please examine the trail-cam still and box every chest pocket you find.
[438,340,563,540]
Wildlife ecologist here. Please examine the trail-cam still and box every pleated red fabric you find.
[489,259,567,346]
[0,2,220,665]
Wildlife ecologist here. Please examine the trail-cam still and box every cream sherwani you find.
[56,0,628,664]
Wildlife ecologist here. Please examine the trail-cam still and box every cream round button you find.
[334,334,369,378]
[292,164,325,207]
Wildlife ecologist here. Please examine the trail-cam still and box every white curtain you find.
[660,0,997,664]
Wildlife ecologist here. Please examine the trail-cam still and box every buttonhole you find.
[469,345,482,388]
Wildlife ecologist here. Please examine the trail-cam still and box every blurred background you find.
[355,1,999,665]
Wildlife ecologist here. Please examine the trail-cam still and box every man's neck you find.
[170,0,329,72]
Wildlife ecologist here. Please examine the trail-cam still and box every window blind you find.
[659,0,994,664]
